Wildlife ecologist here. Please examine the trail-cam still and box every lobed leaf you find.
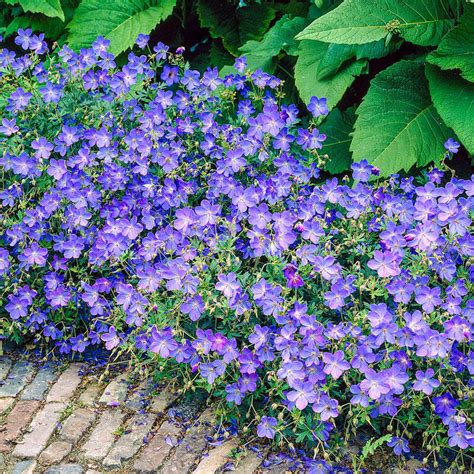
[67,0,177,56]
[317,39,399,80]
[427,5,474,83]
[426,64,474,155]
[239,15,309,58]
[295,40,367,111]
[296,0,454,47]
[19,0,65,21]
[197,0,276,56]
[319,107,356,174]
[350,60,450,176]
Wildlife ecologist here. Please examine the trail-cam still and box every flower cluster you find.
[0,31,473,463]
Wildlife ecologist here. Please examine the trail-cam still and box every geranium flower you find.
[413,368,440,395]
[257,416,277,439]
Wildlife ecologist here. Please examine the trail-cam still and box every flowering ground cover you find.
[0,30,473,470]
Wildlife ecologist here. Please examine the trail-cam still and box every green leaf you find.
[67,0,176,56]
[219,54,275,78]
[350,60,450,176]
[426,64,474,154]
[427,5,474,83]
[296,0,454,46]
[320,107,356,174]
[317,39,398,79]
[197,0,276,55]
[19,0,64,21]
[6,14,64,38]
[239,15,309,58]
[361,435,393,461]
[295,40,367,111]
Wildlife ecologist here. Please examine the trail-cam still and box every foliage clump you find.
[0,31,473,466]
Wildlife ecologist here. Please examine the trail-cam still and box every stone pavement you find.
[0,355,268,474]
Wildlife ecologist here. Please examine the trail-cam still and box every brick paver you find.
[60,407,96,443]
[0,396,15,414]
[39,441,73,465]
[133,420,182,473]
[11,459,37,474]
[149,387,179,413]
[161,409,217,474]
[193,438,239,473]
[232,450,266,474]
[0,356,13,380]
[103,413,156,468]
[46,364,83,403]
[0,356,265,474]
[81,410,125,461]
[12,402,65,458]
[98,374,129,406]
[0,361,35,397]
[78,383,101,406]
[21,366,57,400]
[125,380,153,411]
[0,400,41,453]
[44,464,84,474]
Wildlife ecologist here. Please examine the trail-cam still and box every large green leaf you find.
[219,54,275,78]
[19,0,64,20]
[67,0,176,56]
[296,0,454,46]
[426,64,474,154]
[6,0,77,39]
[239,15,309,58]
[6,14,64,38]
[350,60,450,176]
[320,107,356,174]
[197,0,276,55]
[295,40,367,111]
[427,5,474,83]
[317,39,399,79]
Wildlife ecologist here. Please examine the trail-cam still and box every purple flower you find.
[0,118,19,136]
[215,273,241,299]
[153,42,169,60]
[433,393,459,416]
[234,57,247,73]
[200,359,226,384]
[180,295,205,321]
[360,369,391,400]
[149,327,178,358]
[367,250,401,278]
[308,97,328,117]
[287,380,317,410]
[414,286,442,313]
[413,368,440,395]
[387,437,410,456]
[444,138,460,154]
[322,350,350,379]
[225,383,243,405]
[448,424,474,449]
[8,87,32,111]
[257,416,277,439]
[19,243,48,267]
[283,264,304,289]
[351,160,373,182]
[31,137,53,159]
[312,395,339,421]
[135,34,149,48]
[101,327,120,350]
[0,249,10,274]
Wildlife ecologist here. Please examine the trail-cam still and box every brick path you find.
[0,355,268,474]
